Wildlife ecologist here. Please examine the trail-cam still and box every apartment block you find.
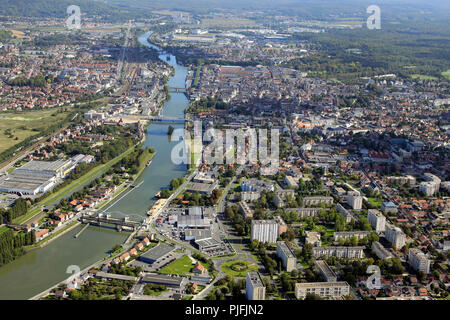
[347,191,362,210]
[368,209,386,232]
[251,219,279,243]
[315,260,337,282]
[295,282,350,300]
[385,223,406,250]
[408,248,430,274]
[276,241,297,272]
[371,241,393,260]
[303,196,334,206]
[312,246,365,259]
[333,231,371,242]
[246,271,266,300]
[238,201,254,218]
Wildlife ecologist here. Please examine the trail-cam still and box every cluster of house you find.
[110,235,153,265]
[0,41,119,111]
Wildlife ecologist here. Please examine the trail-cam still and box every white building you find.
[251,220,279,243]
[295,282,350,299]
[347,191,362,210]
[385,223,406,250]
[276,241,296,272]
[368,209,386,232]
[419,173,441,196]
[408,248,430,274]
[246,272,266,300]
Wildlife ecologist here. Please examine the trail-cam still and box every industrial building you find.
[141,274,186,288]
[0,156,89,195]
[138,244,174,264]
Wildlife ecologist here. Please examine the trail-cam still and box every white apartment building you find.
[347,191,362,210]
[385,223,406,250]
[408,248,430,274]
[312,246,365,259]
[295,282,350,299]
[251,220,279,243]
[276,241,297,272]
[246,271,266,300]
[368,209,386,232]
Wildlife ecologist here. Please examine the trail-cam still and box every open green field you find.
[220,259,258,277]
[0,109,72,153]
[159,255,194,275]
[442,70,450,80]
[410,74,438,81]
[368,197,383,208]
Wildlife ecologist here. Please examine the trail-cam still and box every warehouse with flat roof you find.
[141,274,186,288]
[0,171,56,195]
[138,244,174,264]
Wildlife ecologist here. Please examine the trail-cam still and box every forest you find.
[0,228,35,267]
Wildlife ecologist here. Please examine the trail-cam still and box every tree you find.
[211,188,222,203]
[304,293,323,300]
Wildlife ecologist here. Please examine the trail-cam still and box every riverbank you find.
[0,30,190,300]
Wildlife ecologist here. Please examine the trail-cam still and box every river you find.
[0,31,189,299]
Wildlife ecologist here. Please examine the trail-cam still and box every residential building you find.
[246,271,266,300]
[303,196,334,206]
[305,231,321,247]
[408,248,430,274]
[371,241,393,260]
[295,282,350,299]
[333,231,371,242]
[381,202,398,214]
[312,246,365,259]
[276,241,296,272]
[368,209,386,232]
[251,220,279,243]
[238,201,254,218]
[385,223,406,250]
[315,260,337,282]
[347,191,362,210]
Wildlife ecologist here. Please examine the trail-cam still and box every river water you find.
[0,31,188,299]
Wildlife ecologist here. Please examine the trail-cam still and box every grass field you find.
[368,197,383,208]
[0,109,72,153]
[220,259,258,277]
[159,255,194,275]
[442,70,450,80]
[410,74,438,81]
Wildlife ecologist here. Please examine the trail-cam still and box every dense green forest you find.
[284,23,450,83]
[0,228,35,267]
[0,0,147,21]
[0,198,29,224]
[8,74,53,87]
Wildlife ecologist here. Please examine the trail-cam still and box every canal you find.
[0,31,189,299]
